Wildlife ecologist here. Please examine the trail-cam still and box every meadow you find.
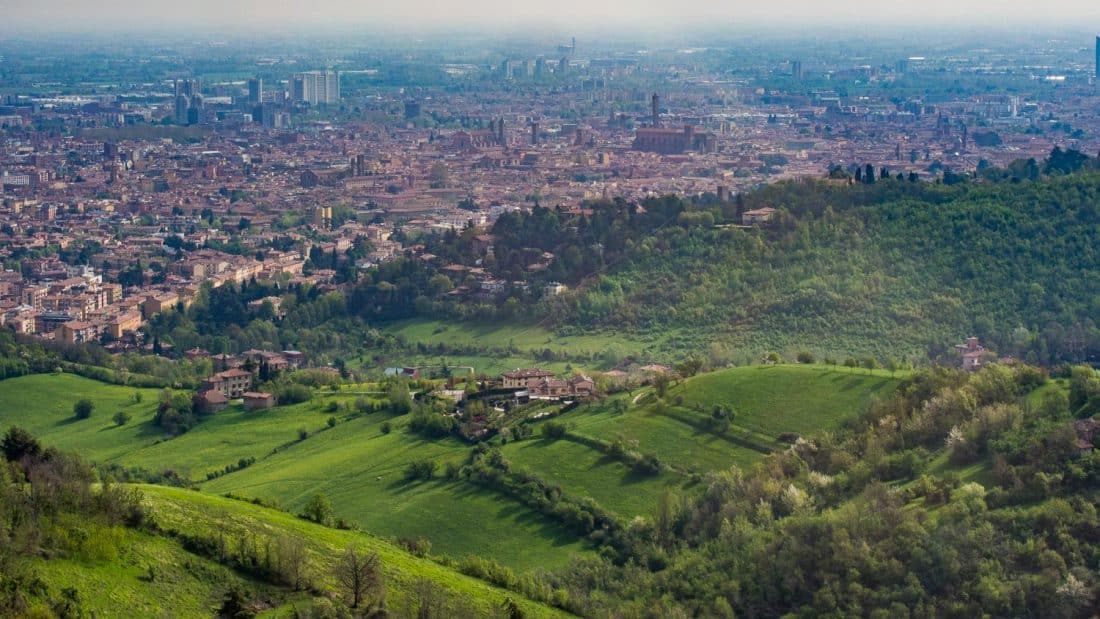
[0,363,900,576]
[202,410,592,572]
[140,486,569,617]
[25,485,567,618]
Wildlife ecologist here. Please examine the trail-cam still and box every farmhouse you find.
[194,388,229,414]
[741,207,777,225]
[501,368,554,389]
[243,392,276,410]
[955,337,985,371]
[203,368,252,398]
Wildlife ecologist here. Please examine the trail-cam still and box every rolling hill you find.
[0,365,899,575]
[20,484,568,618]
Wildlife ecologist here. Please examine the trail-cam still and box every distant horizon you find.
[2,0,1100,35]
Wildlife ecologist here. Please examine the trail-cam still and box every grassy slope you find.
[674,364,902,436]
[503,365,901,519]
[2,365,896,574]
[0,373,163,462]
[0,373,340,480]
[502,436,693,519]
[140,485,568,618]
[28,487,566,618]
[0,374,590,572]
[202,411,591,572]
[30,528,299,618]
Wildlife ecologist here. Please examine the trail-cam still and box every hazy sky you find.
[3,0,1100,32]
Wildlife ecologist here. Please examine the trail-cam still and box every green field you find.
[202,411,591,572]
[502,436,693,519]
[0,373,346,480]
[674,364,902,436]
[26,485,567,618]
[1,364,899,578]
[542,365,901,475]
[30,525,301,618]
[140,486,568,617]
[0,374,591,572]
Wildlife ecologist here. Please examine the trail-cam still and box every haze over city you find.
[5,0,1100,31]
[3,0,1100,616]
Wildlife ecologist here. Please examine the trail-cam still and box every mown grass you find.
[550,396,764,475]
[0,373,353,480]
[545,365,900,476]
[501,436,692,519]
[1,364,897,577]
[139,485,570,618]
[0,374,590,572]
[0,373,163,462]
[202,411,592,572]
[673,364,902,437]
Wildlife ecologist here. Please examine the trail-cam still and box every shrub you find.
[277,383,312,405]
[300,493,333,525]
[327,416,337,428]
[632,453,661,475]
[408,410,455,438]
[74,398,95,419]
[112,411,131,426]
[796,351,816,364]
[380,421,392,434]
[404,459,438,481]
[297,428,309,441]
[541,421,567,439]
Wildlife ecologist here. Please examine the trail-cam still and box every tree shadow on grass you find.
[53,415,82,427]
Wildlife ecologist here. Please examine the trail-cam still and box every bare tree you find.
[335,545,382,609]
[275,534,309,590]
[413,579,442,619]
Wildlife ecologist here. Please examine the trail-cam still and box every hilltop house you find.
[502,368,554,389]
[194,388,228,414]
[955,337,986,371]
[502,369,595,398]
[742,207,777,225]
[202,368,252,398]
[243,391,276,410]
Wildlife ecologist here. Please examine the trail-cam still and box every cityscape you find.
[3,33,1100,349]
[2,8,1100,618]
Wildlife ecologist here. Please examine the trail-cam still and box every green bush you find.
[74,398,94,419]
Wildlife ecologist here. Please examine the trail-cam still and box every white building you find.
[293,70,340,105]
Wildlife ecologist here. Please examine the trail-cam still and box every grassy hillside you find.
[139,486,568,618]
[498,365,901,522]
[0,365,899,577]
[673,364,902,436]
[0,373,163,462]
[21,485,567,618]
[202,410,592,572]
[26,525,328,618]
[0,373,591,572]
[0,373,340,480]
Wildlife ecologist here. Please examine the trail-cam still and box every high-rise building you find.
[247,78,262,104]
[651,93,660,127]
[292,70,339,105]
[174,95,190,124]
[174,78,200,97]
[187,94,204,125]
[1096,36,1099,79]
[791,60,804,80]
